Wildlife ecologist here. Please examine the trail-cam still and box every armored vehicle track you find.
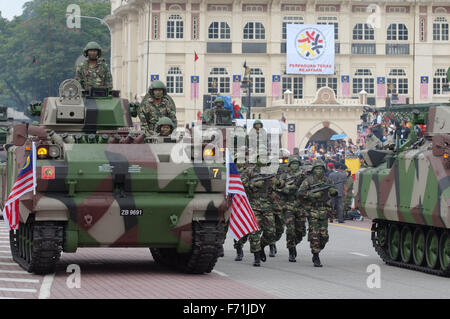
[372,220,450,277]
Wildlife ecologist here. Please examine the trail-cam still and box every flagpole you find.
[194,55,197,122]
[32,142,36,195]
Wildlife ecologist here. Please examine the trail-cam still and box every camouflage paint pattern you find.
[354,106,449,229]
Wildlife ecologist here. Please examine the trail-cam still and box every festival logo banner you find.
[286,24,335,75]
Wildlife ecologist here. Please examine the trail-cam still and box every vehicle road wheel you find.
[412,227,425,266]
[377,222,388,247]
[439,231,449,271]
[400,226,412,263]
[388,224,400,261]
[425,229,440,269]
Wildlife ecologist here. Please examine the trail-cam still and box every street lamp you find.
[74,15,113,75]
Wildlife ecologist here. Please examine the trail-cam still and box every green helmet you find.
[149,80,167,97]
[253,120,263,128]
[312,160,326,170]
[288,156,301,166]
[83,41,102,58]
[156,117,174,129]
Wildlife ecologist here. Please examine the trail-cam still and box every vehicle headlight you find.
[49,145,61,158]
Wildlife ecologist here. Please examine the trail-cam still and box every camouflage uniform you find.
[75,42,112,91]
[138,80,177,135]
[344,173,354,218]
[298,160,338,267]
[204,98,232,125]
[247,169,277,255]
[275,157,307,261]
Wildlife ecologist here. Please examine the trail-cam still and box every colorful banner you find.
[190,76,199,100]
[286,24,335,75]
[377,77,386,99]
[420,76,429,100]
[341,75,350,98]
[232,75,241,98]
[272,75,281,99]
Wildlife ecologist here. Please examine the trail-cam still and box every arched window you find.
[243,22,265,40]
[167,67,183,94]
[167,14,183,39]
[387,69,408,94]
[433,68,449,94]
[208,22,231,39]
[353,23,374,40]
[317,76,338,96]
[387,24,408,40]
[353,69,374,94]
[208,68,230,94]
[433,17,449,41]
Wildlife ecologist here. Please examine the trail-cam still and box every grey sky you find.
[0,0,28,20]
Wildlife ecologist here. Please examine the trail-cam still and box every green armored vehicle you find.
[2,79,229,274]
[354,104,450,276]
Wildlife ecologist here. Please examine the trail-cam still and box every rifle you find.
[251,174,277,183]
[309,182,334,194]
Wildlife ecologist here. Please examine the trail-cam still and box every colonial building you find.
[105,0,450,150]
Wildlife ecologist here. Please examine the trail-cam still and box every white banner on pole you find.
[286,24,335,75]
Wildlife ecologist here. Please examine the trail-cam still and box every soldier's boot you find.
[260,247,267,262]
[235,247,244,261]
[269,244,276,257]
[312,253,323,267]
[288,247,297,262]
[253,252,261,267]
[218,246,224,258]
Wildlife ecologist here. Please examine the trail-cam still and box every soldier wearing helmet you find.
[138,80,177,135]
[75,42,112,91]
[247,120,267,155]
[273,156,307,262]
[204,97,232,125]
[297,160,338,267]
[156,117,175,137]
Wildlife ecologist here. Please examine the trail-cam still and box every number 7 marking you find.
[212,168,219,178]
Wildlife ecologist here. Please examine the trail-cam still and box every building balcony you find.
[351,43,376,55]
[386,43,410,55]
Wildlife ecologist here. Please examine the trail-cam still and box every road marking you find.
[212,270,228,277]
[329,223,371,232]
[0,262,17,266]
[349,252,369,257]
[0,297,23,299]
[0,287,37,293]
[38,273,55,299]
[0,256,12,259]
[0,241,9,243]
[0,246,10,248]
[0,270,30,274]
[0,278,39,283]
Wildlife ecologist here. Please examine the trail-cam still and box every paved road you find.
[0,219,448,299]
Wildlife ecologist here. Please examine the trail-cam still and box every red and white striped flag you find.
[225,149,259,240]
[2,142,37,230]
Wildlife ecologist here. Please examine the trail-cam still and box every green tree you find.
[0,0,111,112]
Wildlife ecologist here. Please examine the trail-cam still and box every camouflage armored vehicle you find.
[354,104,450,276]
[2,79,229,274]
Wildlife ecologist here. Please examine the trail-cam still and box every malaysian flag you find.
[232,75,241,98]
[272,75,281,99]
[225,149,259,240]
[420,76,429,100]
[190,76,199,100]
[341,75,350,97]
[2,142,36,230]
[377,77,386,99]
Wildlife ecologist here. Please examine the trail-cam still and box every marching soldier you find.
[297,160,338,267]
[274,156,307,262]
